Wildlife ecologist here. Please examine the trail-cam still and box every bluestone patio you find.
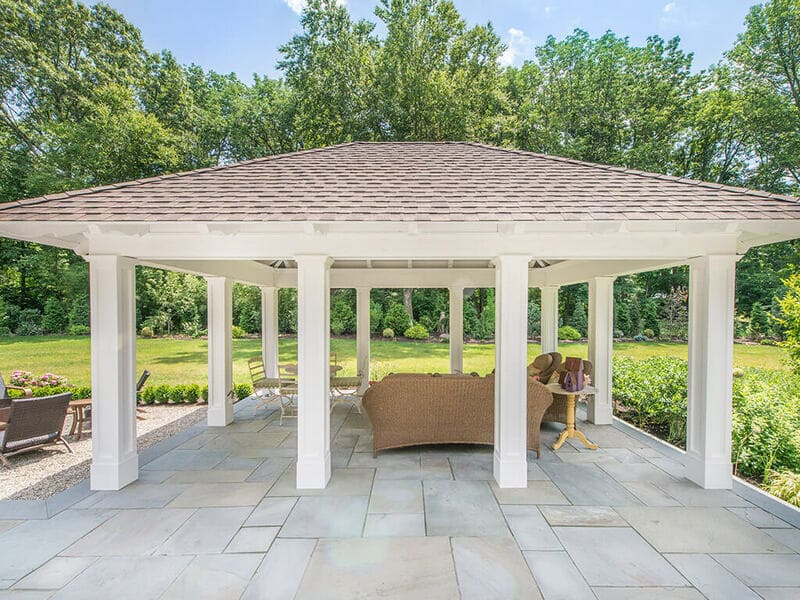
[1,398,799,599]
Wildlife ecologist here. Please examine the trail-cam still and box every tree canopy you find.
[1,0,799,341]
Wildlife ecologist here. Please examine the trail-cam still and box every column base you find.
[685,452,733,489]
[587,400,613,425]
[207,404,233,427]
[493,451,527,488]
[90,453,138,491]
[297,453,332,489]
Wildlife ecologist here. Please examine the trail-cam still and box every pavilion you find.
[2,141,799,493]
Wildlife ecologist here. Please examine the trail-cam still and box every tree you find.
[750,301,771,338]
[374,0,509,141]
[278,0,380,146]
[569,300,588,337]
[729,0,800,193]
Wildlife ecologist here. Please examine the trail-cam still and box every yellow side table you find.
[546,383,599,451]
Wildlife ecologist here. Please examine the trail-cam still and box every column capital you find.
[294,254,334,268]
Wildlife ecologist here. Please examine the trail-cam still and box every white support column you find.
[686,255,736,489]
[261,286,279,378]
[88,255,138,490]
[449,286,464,373]
[356,287,371,390]
[494,255,530,488]
[540,285,559,354]
[207,277,233,427]
[296,255,332,489]
[587,276,615,424]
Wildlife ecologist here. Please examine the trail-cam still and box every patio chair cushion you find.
[4,431,59,451]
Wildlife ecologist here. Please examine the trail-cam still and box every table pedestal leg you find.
[552,393,598,451]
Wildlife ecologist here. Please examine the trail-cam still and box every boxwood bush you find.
[558,325,581,341]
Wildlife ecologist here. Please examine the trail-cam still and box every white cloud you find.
[282,0,347,16]
[659,1,695,27]
[499,27,535,68]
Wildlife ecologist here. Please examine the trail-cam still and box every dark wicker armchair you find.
[0,393,73,467]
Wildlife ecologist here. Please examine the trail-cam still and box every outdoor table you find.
[68,398,92,441]
[546,383,598,451]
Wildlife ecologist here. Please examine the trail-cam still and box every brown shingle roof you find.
[1,142,799,222]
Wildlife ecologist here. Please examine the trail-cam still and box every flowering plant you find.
[10,370,69,388]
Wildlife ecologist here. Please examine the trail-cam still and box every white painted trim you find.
[449,286,464,373]
[587,277,615,424]
[493,255,530,488]
[296,255,332,489]
[356,287,371,389]
[88,255,138,491]
[686,255,736,489]
[540,286,559,354]
[207,277,233,426]
[261,286,279,378]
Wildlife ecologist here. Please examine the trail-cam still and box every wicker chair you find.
[362,373,553,457]
[0,393,73,467]
[543,359,593,425]
[330,375,364,413]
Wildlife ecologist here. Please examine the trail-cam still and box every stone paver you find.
[0,399,797,599]
[296,537,459,600]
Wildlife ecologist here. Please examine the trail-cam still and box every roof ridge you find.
[0,142,359,210]
[464,142,800,205]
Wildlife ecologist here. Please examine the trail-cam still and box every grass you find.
[0,335,788,387]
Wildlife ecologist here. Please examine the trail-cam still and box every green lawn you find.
[0,335,788,387]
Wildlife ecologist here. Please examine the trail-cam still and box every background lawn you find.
[0,335,788,387]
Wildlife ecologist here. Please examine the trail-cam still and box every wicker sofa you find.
[362,373,553,458]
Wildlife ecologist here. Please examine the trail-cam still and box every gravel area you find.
[1,404,207,500]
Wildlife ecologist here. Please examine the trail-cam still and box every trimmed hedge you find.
[612,357,800,487]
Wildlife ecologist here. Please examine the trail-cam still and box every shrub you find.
[11,370,68,388]
[569,300,588,336]
[69,324,90,335]
[370,301,384,334]
[765,471,800,507]
[527,302,541,338]
[731,369,800,481]
[68,295,91,329]
[383,304,411,335]
[643,328,655,339]
[231,325,247,339]
[181,321,202,338]
[235,382,253,400]
[558,325,581,341]
[140,325,155,338]
[201,384,209,402]
[42,297,68,334]
[155,384,172,404]
[749,301,771,338]
[141,386,158,405]
[612,356,688,444]
[613,329,624,338]
[15,308,42,336]
[331,298,355,335]
[382,327,395,338]
[403,323,429,340]
[633,333,649,342]
[72,386,91,399]
[185,384,201,403]
[169,384,188,404]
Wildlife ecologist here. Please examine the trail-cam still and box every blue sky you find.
[103,0,755,80]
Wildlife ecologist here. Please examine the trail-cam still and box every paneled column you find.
[686,255,736,489]
[296,255,332,489]
[207,276,233,427]
[540,285,559,354]
[449,286,464,373]
[356,287,371,391]
[261,286,279,378]
[88,255,138,490]
[494,255,530,488]
[587,276,615,424]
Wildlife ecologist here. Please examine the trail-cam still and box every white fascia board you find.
[138,259,276,286]
[82,230,742,260]
[2,219,799,259]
